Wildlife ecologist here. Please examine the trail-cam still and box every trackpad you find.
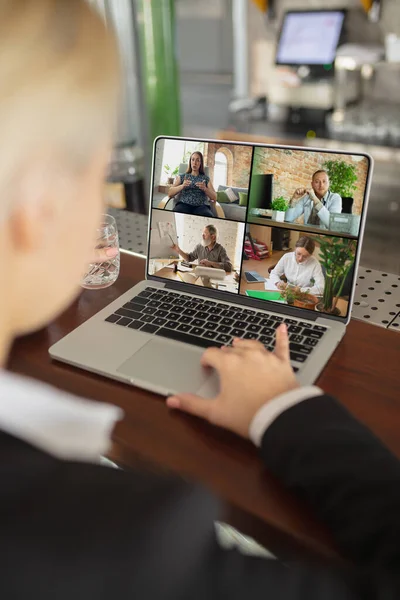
[117,339,218,396]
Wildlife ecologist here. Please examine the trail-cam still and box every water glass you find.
[81,214,120,290]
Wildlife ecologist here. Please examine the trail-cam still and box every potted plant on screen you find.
[322,159,358,214]
[271,196,289,222]
[314,236,356,316]
[280,286,318,310]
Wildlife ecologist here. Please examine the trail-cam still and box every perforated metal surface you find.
[109,209,400,331]
[353,266,400,330]
[108,208,148,255]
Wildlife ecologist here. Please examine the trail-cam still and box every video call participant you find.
[168,151,217,217]
[285,169,342,229]
[171,224,232,272]
[269,236,325,296]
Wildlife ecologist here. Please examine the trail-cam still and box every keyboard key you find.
[153,317,167,327]
[269,315,284,321]
[204,330,218,340]
[141,315,154,323]
[128,320,144,330]
[183,309,196,317]
[184,301,198,309]
[155,310,168,318]
[204,321,216,330]
[147,300,161,308]
[165,321,178,330]
[290,334,305,344]
[155,328,222,349]
[138,291,153,299]
[116,317,132,327]
[284,319,298,325]
[234,320,248,329]
[302,328,324,339]
[207,306,221,315]
[290,352,307,363]
[288,325,302,334]
[207,315,221,323]
[124,302,145,314]
[217,334,232,344]
[246,315,261,324]
[190,326,205,336]
[105,314,120,324]
[179,315,192,324]
[191,318,206,328]
[217,325,231,334]
[290,343,312,355]
[313,325,327,332]
[141,307,154,316]
[115,308,142,320]
[169,312,180,321]
[247,324,261,333]
[159,302,171,310]
[231,328,246,337]
[260,327,275,336]
[141,324,159,334]
[243,332,258,340]
[131,296,150,305]
[221,317,234,326]
[220,309,237,318]
[177,323,192,333]
[260,318,273,327]
[196,311,209,320]
[304,337,318,347]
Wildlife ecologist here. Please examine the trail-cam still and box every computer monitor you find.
[275,10,345,68]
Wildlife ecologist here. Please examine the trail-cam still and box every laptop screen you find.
[148,137,372,321]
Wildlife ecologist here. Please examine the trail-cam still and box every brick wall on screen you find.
[253,148,368,215]
[206,143,253,190]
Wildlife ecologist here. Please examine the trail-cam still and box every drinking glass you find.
[81,214,120,289]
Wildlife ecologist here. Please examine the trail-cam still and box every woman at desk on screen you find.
[269,236,325,296]
[168,151,217,217]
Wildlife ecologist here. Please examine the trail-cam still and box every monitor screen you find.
[276,10,345,66]
[148,137,371,321]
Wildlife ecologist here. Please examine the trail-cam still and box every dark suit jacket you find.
[1,393,400,599]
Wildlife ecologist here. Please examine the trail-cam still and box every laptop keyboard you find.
[105,287,328,372]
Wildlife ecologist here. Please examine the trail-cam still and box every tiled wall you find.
[253,147,368,214]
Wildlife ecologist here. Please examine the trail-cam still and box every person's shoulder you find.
[329,190,342,200]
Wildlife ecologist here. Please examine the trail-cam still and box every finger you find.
[92,247,118,263]
[274,324,290,362]
[232,338,267,353]
[166,393,212,421]
[200,346,227,370]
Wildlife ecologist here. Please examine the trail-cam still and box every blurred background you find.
[90,0,400,277]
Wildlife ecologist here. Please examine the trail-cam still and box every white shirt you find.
[269,252,325,296]
[285,190,342,229]
[0,370,321,457]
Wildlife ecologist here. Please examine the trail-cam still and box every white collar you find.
[0,370,123,461]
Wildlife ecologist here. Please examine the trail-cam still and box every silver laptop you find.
[49,137,373,398]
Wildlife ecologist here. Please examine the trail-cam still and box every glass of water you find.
[81,214,120,290]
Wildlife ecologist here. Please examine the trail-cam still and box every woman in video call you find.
[168,151,217,217]
[269,236,325,296]
[285,169,342,229]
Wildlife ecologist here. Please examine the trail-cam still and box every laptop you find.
[49,136,373,398]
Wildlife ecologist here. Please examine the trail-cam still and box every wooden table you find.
[6,251,400,563]
[153,261,239,292]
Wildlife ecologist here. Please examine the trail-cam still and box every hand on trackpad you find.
[117,338,219,397]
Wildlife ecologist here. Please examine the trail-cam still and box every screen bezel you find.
[274,9,346,68]
[147,135,373,326]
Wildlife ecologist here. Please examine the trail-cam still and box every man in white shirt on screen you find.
[285,169,342,229]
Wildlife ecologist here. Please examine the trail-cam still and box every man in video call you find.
[171,224,232,272]
[285,169,342,229]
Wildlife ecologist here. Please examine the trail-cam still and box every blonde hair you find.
[0,0,120,219]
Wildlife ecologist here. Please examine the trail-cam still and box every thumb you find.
[166,393,212,421]
[92,247,118,263]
